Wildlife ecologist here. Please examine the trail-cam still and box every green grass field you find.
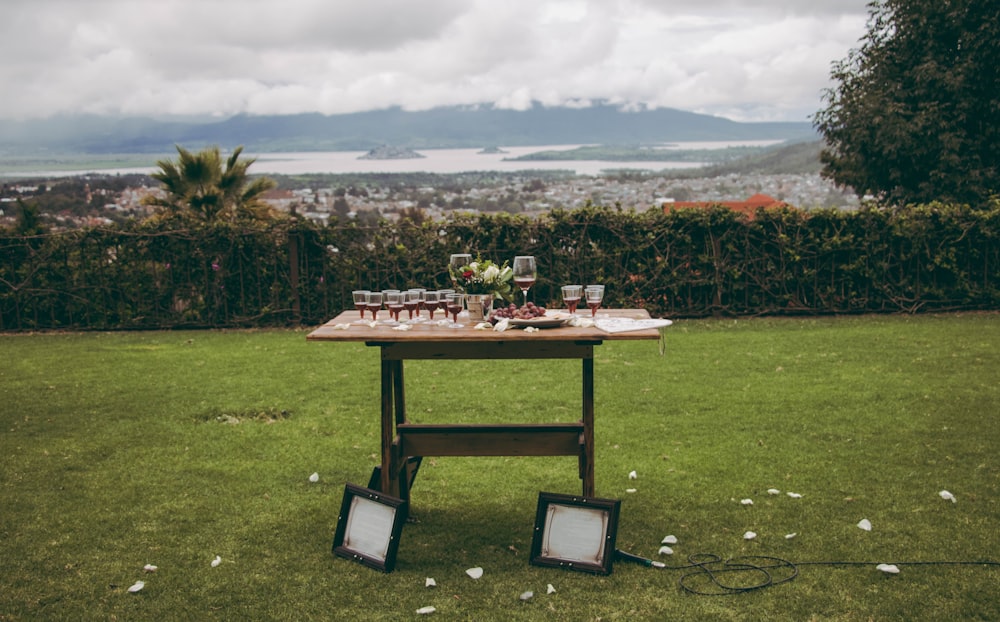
[2,314,998,620]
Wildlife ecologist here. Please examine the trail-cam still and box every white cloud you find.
[0,0,870,122]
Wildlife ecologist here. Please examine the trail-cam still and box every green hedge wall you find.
[2,203,998,330]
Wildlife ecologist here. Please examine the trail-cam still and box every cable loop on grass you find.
[671,554,799,595]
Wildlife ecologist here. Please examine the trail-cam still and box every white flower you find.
[482,264,500,283]
[466,567,483,579]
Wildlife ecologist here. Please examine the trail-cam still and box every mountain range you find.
[0,103,816,155]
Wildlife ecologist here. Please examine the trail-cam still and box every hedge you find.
[2,203,998,330]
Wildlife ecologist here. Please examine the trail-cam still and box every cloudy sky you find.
[1,0,871,123]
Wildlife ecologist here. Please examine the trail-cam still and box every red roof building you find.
[664,193,792,217]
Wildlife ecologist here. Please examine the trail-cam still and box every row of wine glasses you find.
[352,289,468,327]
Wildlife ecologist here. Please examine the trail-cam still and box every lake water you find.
[9,140,783,177]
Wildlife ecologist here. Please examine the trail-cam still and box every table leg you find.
[380,359,399,497]
[582,357,595,497]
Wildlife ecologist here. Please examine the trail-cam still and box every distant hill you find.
[0,103,816,155]
[670,139,824,177]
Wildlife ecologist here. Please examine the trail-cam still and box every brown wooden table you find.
[307,309,660,500]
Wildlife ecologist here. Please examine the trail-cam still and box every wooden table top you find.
[306,308,662,343]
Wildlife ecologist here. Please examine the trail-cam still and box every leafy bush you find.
[2,202,998,330]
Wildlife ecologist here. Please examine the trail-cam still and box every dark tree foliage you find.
[814,0,1000,206]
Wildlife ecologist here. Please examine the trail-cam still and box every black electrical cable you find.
[614,550,1000,596]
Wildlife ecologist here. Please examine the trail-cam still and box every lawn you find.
[1,314,998,621]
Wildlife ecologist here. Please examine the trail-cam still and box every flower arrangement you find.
[452,257,516,301]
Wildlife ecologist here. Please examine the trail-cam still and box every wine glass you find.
[437,289,454,322]
[385,291,404,323]
[512,256,536,306]
[449,254,472,287]
[403,290,420,322]
[446,292,465,328]
[423,291,439,320]
[409,288,427,321]
[352,290,370,323]
[584,285,604,317]
[561,285,582,315]
[365,291,383,323]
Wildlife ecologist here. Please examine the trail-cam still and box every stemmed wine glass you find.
[512,256,536,306]
[423,291,439,320]
[561,285,582,315]
[449,254,472,287]
[584,285,604,317]
[385,291,404,324]
[352,290,370,323]
[403,290,420,322]
[366,291,383,323]
[446,292,465,328]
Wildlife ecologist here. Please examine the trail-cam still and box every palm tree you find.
[144,145,277,222]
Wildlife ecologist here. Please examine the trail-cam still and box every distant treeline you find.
[2,202,997,331]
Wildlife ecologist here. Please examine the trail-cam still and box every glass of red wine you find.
[352,290,370,323]
[512,256,536,306]
[561,284,582,315]
[584,285,604,317]
[366,291,383,323]
[446,292,466,328]
[403,290,420,322]
[423,291,439,320]
[385,291,404,323]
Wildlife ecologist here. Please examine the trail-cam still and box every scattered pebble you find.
[309,472,319,483]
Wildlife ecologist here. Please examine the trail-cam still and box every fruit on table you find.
[489,302,547,322]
